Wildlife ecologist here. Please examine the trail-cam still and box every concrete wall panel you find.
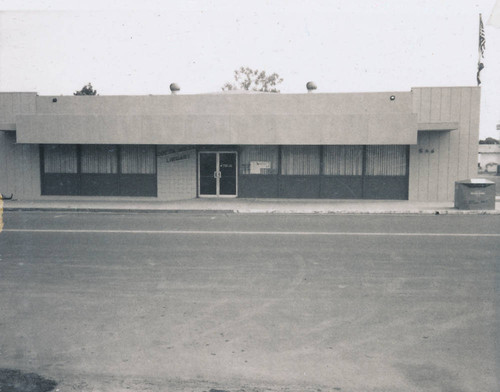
[427,132,440,201]
[410,87,481,201]
[0,93,36,125]
[467,87,481,179]
[418,88,432,123]
[17,113,418,145]
[430,88,442,123]
[33,92,413,116]
[446,88,463,200]
[157,147,196,201]
[457,88,472,179]
[0,132,40,199]
[439,87,452,122]
[11,91,416,145]
[437,132,450,201]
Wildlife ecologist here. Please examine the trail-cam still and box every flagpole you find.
[477,13,485,86]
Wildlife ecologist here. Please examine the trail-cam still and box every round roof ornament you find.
[306,81,317,92]
[170,83,180,93]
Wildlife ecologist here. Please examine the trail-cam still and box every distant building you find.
[478,144,500,173]
[0,86,480,201]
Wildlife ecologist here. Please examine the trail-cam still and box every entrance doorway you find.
[198,151,238,197]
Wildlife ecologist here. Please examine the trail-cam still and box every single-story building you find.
[0,86,480,201]
[478,144,500,173]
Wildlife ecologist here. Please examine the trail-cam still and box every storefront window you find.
[365,145,407,176]
[43,144,77,173]
[281,146,320,175]
[239,145,278,175]
[81,145,118,174]
[41,144,157,197]
[323,145,363,175]
[121,145,156,174]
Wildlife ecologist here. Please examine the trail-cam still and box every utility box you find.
[454,179,496,210]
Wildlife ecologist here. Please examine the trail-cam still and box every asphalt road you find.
[0,212,499,392]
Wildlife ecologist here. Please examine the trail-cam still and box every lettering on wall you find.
[157,149,194,164]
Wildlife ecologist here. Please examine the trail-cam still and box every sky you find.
[0,0,499,139]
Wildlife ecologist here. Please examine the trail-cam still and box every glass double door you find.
[199,152,237,197]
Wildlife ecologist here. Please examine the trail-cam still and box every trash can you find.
[454,179,496,210]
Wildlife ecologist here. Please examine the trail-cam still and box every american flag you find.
[479,14,485,58]
[477,14,485,85]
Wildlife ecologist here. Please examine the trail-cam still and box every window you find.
[323,146,363,175]
[81,145,118,174]
[365,145,407,176]
[239,145,278,175]
[121,145,156,174]
[281,146,320,175]
[41,144,157,197]
[43,145,77,173]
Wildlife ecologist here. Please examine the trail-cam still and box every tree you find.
[222,67,283,93]
[74,83,97,96]
[479,137,499,144]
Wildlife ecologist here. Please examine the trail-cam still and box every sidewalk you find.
[2,196,500,214]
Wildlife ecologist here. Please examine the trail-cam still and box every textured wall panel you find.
[156,147,196,201]
[0,132,40,198]
[410,87,480,201]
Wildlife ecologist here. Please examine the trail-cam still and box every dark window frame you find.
[40,144,157,197]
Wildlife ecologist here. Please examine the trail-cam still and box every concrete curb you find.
[3,206,500,215]
[234,209,500,215]
[3,207,235,214]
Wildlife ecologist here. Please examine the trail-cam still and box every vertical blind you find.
[43,145,78,173]
[121,145,156,174]
[365,145,407,176]
[281,146,320,175]
[323,146,363,175]
[239,145,278,174]
[43,145,157,174]
[81,145,118,174]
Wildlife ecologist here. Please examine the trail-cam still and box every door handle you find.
[213,171,218,178]
[218,171,222,178]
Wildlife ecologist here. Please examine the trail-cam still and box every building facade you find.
[478,144,500,173]
[0,86,480,202]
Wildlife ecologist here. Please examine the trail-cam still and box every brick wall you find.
[157,147,197,200]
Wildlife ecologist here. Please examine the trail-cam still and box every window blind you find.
[81,145,118,174]
[43,145,78,173]
[281,146,320,175]
[239,145,278,174]
[365,145,407,176]
[121,145,156,174]
[323,145,363,175]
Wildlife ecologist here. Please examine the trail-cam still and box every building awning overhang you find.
[417,122,459,131]
[16,113,419,145]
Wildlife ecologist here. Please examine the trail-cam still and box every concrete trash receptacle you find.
[454,179,496,210]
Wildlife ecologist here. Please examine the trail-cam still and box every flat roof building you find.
[0,86,480,201]
[478,144,500,173]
